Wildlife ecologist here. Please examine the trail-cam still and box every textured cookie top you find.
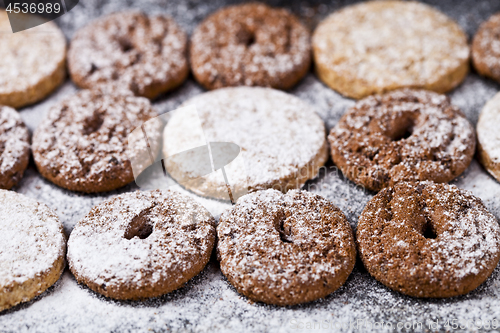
[478,92,500,164]
[68,11,188,99]
[0,10,66,101]
[0,106,30,177]
[163,87,327,199]
[312,1,469,98]
[329,89,475,192]
[190,3,311,90]
[357,181,500,298]
[218,189,356,305]
[32,90,160,192]
[67,190,215,292]
[0,190,66,287]
[472,13,500,81]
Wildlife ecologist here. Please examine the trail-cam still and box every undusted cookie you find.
[477,92,500,182]
[357,181,500,298]
[68,11,188,99]
[328,89,475,192]
[312,1,469,99]
[32,90,161,193]
[0,10,66,108]
[190,3,311,90]
[472,13,500,83]
[217,189,356,306]
[67,190,216,300]
[163,87,328,201]
[0,106,30,189]
[0,190,66,312]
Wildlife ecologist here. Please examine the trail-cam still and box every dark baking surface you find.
[2,0,500,332]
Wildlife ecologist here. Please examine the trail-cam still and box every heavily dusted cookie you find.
[0,106,30,190]
[163,87,328,201]
[68,11,188,99]
[217,189,356,306]
[67,190,216,300]
[328,89,475,192]
[0,10,66,108]
[190,3,311,90]
[472,13,500,83]
[477,92,500,182]
[312,1,469,99]
[357,181,500,298]
[32,90,162,193]
[0,190,66,312]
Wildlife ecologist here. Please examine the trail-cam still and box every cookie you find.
[217,189,356,306]
[32,90,162,193]
[67,190,216,300]
[472,13,500,83]
[357,181,500,298]
[328,89,475,192]
[312,1,469,99]
[0,10,66,108]
[0,190,66,312]
[477,92,500,182]
[190,3,311,90]
[68,11,188,99]
[0,106,30,190]
[163,87,328,201]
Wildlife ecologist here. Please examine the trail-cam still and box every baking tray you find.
[2,0,500,332]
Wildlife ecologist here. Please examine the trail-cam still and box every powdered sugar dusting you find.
[0,106,29,178]
[477,92,500,163]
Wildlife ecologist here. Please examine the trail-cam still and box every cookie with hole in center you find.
[217,189,356,306]
[32,90,162,193]
[357,181,500,298]
[190,3,311,90]
[67,189,216,300]
[328,89,475,192]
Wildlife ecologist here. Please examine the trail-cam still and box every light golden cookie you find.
[472,13,500,83]
[312,1,469,99]
[477,92,500,182]
[0,190,66,312]
[163,87,328,201]
[0,10,66,108]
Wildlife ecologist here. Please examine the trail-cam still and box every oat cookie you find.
[190,3,311,90]
[0,190,66,312]
[328,89,475,192]
[312,1,469,99]
[357,181,500,298]
[32,90,161,193]
[68,11,188,99]
[472,13,500,83]
[67,190,216,300]
[0,106,30,190]
[477,92,500,182]
[0,10,66,108]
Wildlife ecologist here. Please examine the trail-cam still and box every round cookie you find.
[328,89,475,192]
[163,87,328,201]
[357,181,500,298]
[0,9,66,108]
[68,11,188,99]
[477,92,500,182]
[67,190,216,300]
[472,13,500,83]
[312,1,469,99]
[0,190,66,312]
[190,3,311,90]
[0,106,30,190]
[32,90,162,193]
[217,189,356,306]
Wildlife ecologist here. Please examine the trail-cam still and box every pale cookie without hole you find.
[163,87,328,201]
[0,106,30,190]
[477,92,500,182]
[67,190,216,300]
[0,190,66,312]
[0,10,66,108]
[312,1,470,99]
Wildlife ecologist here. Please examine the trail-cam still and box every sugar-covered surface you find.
[2,0,500,332]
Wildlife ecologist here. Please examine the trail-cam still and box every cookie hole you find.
[389,118,415,141]
[246,34,255,47]
[124,207,155,240]
[423,225,437,239]
[275,212,293,243]
[119,38,134,52]
[83,111,104,135]
[391,127,413,141]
